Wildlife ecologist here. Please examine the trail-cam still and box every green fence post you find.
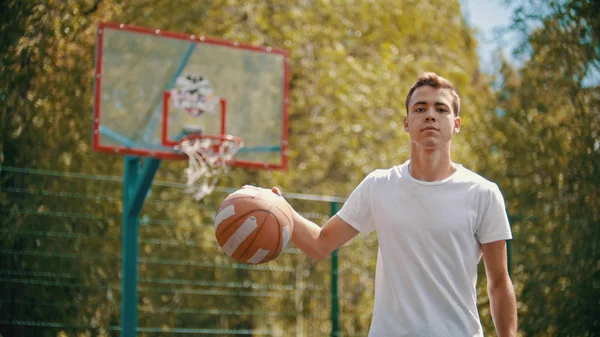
[121,157,161,337]
[507,216,515,277]
[507,239,512,276]
[330,201,340,337]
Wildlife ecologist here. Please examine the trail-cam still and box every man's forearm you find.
[488,279,518,337]
[290,212,327,260]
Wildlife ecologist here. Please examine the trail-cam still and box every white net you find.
[177,135,243,200]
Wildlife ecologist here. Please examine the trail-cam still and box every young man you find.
[265,72,517,336]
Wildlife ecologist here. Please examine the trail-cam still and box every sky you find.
[462,0,598,85]
[460,0,518,73]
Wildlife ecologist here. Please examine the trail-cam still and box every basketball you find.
[214,187,294,264]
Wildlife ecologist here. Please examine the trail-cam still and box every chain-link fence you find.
[0,166,380,337]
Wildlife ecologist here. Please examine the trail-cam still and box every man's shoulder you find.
[366,163,407,182]
[455,165,500,192]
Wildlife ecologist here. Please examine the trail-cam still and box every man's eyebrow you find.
[411,101,450,107]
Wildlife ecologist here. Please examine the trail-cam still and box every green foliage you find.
[492,0,600,335]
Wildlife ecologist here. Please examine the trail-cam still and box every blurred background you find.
[1,0,598,336]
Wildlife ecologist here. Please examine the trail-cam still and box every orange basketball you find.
[214,187,294,264]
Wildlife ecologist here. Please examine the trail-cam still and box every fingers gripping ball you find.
[214,187,294,264]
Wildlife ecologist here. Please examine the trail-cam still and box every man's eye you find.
[415,108,425,112]
[437,108,448,113]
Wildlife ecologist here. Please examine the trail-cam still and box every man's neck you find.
[409,146,456,182]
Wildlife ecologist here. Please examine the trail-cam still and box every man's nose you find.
[425,107,436,121]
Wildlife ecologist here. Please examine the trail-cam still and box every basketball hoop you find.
[176,134,244,200]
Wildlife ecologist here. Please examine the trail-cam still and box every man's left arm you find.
[481,240,518,337]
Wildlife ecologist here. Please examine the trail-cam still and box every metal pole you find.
[507,239,512,276]
[507,217,515,277]
[330,201,340,337]
[121,157,140,337]
[121,157,161,337]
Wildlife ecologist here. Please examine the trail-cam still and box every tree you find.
[491,0,600,335]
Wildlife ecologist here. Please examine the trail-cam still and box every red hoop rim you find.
[179,134,244,146]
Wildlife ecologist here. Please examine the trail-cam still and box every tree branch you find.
[83,0,102,16]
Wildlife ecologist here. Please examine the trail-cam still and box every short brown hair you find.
[405,72,461,116]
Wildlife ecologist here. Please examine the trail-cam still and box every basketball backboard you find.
[93,22,290,170]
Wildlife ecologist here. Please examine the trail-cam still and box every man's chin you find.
[412,139,447,150]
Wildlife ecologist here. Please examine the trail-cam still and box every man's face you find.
[404,86,461,149]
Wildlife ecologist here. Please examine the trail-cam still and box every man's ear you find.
[454,116,461,133]
[404,116,409,132]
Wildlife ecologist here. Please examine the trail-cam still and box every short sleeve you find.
[337,172,375,234]
[476,183,513,244]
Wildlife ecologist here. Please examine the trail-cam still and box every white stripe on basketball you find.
[247,248,270,264]
[214,205,236,230]
[281,225,291,252]
[231,188,260,197]
[222,216,258,257]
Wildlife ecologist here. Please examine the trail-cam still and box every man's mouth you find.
[422,126,438,131]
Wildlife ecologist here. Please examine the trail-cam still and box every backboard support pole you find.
[121,156,161,337]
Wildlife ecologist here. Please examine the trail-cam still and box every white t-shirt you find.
[337,160,512,337]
